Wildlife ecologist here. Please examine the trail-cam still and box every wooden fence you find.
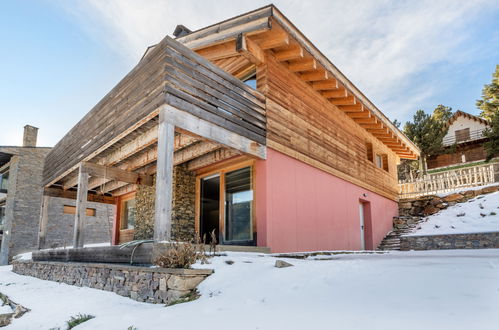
[399,163,499,198]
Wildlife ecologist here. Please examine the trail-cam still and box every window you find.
[0,205,5,230]
[365,143,373,162]
[120,197,136,230]
[375,154,383,168]
[455,128,470,143]
[382,154,389,172]
[241,70,257,89]
[0,172,8,193]
[198,162,255,246]
[63,205,96,217]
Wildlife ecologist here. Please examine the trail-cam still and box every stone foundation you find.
[400,231,499,250]
[12,260,213,304]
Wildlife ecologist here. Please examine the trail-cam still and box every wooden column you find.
[154,109,175,242]
[37,195,50,249]
[73,163,89,248]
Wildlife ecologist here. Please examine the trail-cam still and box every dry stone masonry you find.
[400,232,499,250]
[12,260,213,305]
[134,165,196,241]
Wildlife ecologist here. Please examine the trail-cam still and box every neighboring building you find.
[0,126,114,264]
[39,5,420,253]
[427,111,490,169]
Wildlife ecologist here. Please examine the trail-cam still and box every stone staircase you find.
[377,216,423,251]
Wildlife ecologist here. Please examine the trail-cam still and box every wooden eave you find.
[178,5,420,160]
[446,110,490,127]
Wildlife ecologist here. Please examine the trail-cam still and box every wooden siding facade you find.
[261,54,399,199]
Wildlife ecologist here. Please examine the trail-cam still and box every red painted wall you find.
[255,148,398,253]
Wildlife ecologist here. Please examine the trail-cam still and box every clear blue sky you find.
[1,0,498,147]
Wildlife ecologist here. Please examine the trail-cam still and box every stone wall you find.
[42,197,115,249]
[0,147,51,264]
[400,231,499,250]
[12,260,213,305]
[399,184,499,217]
[134,164,196,241]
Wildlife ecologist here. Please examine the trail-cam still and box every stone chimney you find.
[23,125,38,147]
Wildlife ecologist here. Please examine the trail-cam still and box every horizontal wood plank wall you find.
[43,36,267,187]
[427,143,487,169]
[43,38,170,186]
[264,54,399,200]
[164,38,266,145]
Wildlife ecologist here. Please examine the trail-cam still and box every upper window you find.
[0,172,8,193]
[375,154,383,168]
[455,128,470,143]
[365,143,373,162]
[241,70,257,89]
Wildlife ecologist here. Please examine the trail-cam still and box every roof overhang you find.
[176,5,420,159]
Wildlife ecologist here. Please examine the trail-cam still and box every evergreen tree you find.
[403,109,448,173]
[393,119,402,128]
[483,111,499,161]
[432,104,453,123]
[477,65,499,121]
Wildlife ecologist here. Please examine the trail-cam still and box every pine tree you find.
[403,109,448,173]
[432,104,453,123]
[483,111,499,161]
[477,65,499,121]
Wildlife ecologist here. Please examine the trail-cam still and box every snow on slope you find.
[2,250,499,330]
[407,191,499,236]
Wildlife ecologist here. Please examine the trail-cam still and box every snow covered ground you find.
[408,191,499,236]
[1,250,499,329]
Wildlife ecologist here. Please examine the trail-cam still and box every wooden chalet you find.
[39,5,419,254]
[427,111,490,169]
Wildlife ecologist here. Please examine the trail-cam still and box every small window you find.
[455,128,470,142]
[375,154,383,168]
[365,143,373,162]
[382,154,389,172]
[63,205,96,217]
[241,70,257,89]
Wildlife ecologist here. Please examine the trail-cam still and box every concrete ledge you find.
[12,260,213,304]
[400,231,499,251]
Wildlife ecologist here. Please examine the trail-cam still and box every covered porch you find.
[39,36,267,257]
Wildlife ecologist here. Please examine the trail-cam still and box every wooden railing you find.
[399,163,499,198]
[442,128,487,146]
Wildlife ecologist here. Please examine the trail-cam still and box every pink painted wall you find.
[255,148,398,253]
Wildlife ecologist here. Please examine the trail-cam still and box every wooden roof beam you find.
[330,96,356,106]
[348,110,371,118]
[288,58,317,72]
[274,45,304,61]
[258,26,289,50]
[196,40,238,61]
[301,70,328,82]
[338,104,363,113]
[236,34,264,65]
[322,89,347,99]
[311,79,338,91]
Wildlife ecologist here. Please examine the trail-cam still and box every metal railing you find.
[398,163,499,198]
[442,128,487,146]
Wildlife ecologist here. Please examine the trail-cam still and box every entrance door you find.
[200,174,220,244]
[359,202,366,250]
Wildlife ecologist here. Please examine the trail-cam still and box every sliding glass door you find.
[225,167,253,243]
[198,164,254,246]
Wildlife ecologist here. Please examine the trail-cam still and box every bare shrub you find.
[153,242,199,269]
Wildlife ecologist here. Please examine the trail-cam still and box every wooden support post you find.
[37,195,50,249]
[73,164,89,248]
[154,109,175,242]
